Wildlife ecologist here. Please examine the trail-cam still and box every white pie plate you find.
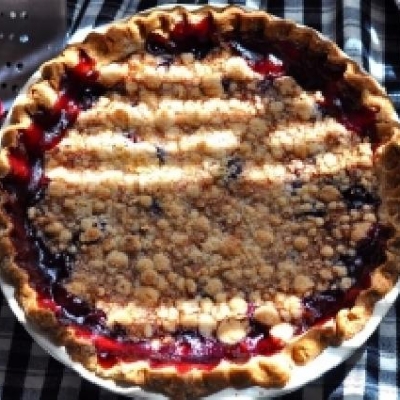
[1,4,400,399]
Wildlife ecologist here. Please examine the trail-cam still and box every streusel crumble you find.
[29,52,379,342]
[1,6,399,399]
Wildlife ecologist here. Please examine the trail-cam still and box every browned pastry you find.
[0,6,399,399]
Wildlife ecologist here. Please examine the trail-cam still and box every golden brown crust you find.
[1,5,400,400]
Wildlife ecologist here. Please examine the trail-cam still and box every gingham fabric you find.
[1,0,400,399]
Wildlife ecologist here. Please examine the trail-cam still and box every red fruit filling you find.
[146,14,215,60]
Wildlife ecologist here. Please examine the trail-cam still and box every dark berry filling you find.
[0,23,391,371]
[225,156,244,181]
[221,77,232,93]
[3,50,103,198]
[149,197,163,216]
[125,130,140,143]
[300,223,392,329]
[88,327,285,371]
[230,41,286,79]
[146,14,215,60]
[341,184,380,210]
[155,145,167,165]
[319,83,379,144]
[61,49,105,110]
[341,223,394,280]
[229,36,345,90]
[21,50,104,158]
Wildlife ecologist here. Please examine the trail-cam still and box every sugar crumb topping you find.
[29,48,380,344]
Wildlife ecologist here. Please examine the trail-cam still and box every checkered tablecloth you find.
[1,0,400,399]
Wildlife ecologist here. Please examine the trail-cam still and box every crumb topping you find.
[27,46,380,343]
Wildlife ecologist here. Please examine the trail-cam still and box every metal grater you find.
[0,0,67,111]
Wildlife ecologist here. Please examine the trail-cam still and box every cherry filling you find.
[0,22,392,371]
[230,41,286,78]
[87,326,285,371]
[228,36,345,89]
[96,334,239,370]
[225,156,244,182]
[319,83,380,145]
[2,50,113,337]
[341,184,380,210]
[300,223,393,329]
[5,198,108,333]
[20,50,104,159]
[146,14,215,60]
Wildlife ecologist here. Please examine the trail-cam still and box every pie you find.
[0,5,399,399]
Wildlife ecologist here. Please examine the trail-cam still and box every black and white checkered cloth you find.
[1,0,400,399]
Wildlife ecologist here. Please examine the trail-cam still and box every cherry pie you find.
[1,6,399,399]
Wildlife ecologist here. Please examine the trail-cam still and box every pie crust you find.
[1,5,400,399]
